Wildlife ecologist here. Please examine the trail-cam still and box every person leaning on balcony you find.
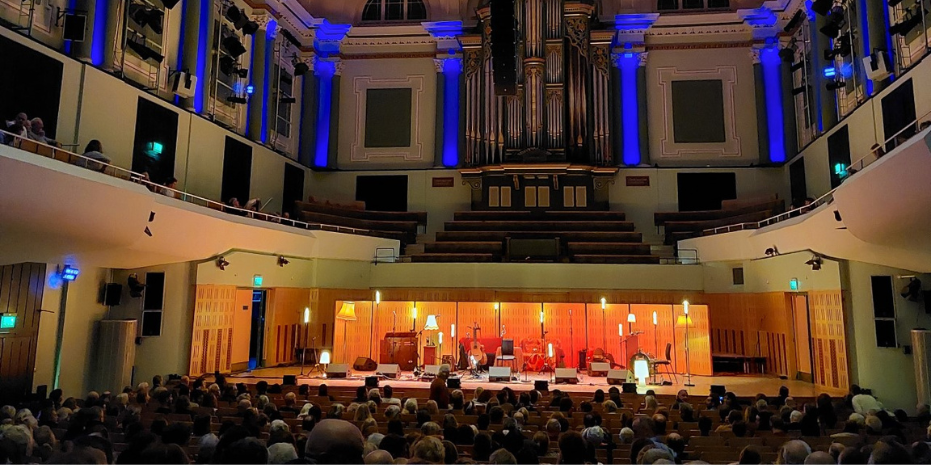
[80,140,111,172]
[871,143,885,159]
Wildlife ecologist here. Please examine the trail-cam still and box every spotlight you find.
[222,36,247,58]
[241,20,259,36]
[126,38,164,64]
[224,5,242,24]
[129,3,163,34]
[219,56,236,75]
[226,95,248,104]
[149,211,156,222]
[280,97,296,104]
[216,256,230,270]
[890,8,922,36]
[819,7,845,37]
[764,246,780,257]
[900,277,922,301]
[834,210,843,221]
[811,0,832,15]
[128,273,146,297]
[277,256,290,267]
[792,85,810,95]
[294,61,310,76]
[806,255,824,271]
[826,79,846,91]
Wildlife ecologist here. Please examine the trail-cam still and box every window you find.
[361,0,427,22]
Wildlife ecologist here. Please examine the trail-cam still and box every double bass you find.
[468,324,487,367]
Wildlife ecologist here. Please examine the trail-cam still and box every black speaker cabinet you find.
[353,357,377,371]
[447,378,461,389]
[711,385,727,396]
[365,376,379,388]
[622,383,638,393]
[104,283,123,306]
[534,380,549,391]
[283,375,297,386]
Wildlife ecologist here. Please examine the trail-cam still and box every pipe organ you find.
[464,1,614,167]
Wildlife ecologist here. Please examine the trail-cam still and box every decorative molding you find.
[656,66,742,159]
[462,177,482,190]
[340,52,437,60]
[638,51,649,67]
[645,42,755,50]
[750,47,762,64]
[342,37,437,47]
[593,176,617,190]
[350,75,426,162]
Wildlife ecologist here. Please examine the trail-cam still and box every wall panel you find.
[706,292,796,376]
[809,290,848,390]
[0,263,45,402]
[189,285,235,375]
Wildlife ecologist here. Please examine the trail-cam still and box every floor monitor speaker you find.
[376,364,400,379]
[353,356,377,371]
[489,366,511,382]
[589,362,610,377]
[555,368,579,384]
[607,369,628,385]
[282,375,297,386]
[325,363,349,379]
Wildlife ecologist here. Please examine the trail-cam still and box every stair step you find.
[567,242,652,255]
[572,254,661,264]
[444,221,636,232]
[410,253,496,263]
[424,241,503,254]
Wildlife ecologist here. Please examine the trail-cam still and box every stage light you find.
[764,246,779,257]
[241,20,259,36]
[792,85,810,96]
[277,256,289,267]
[819,6,845,37]
[451,324,456,338]
[294,61,310,76]
[304,307,310,324]
[834,210,843,221]
[627,313,636,323]
[494,302,499,310]
[61,265,80,282]
[826,79,846,91]
[126,39,164,64]
[225,6,243,25]
[890,8,922,36]
[823,66,837,78]
[634,359,649,385]
[412,306,417,319]
[806,255,824,271]
[424,315,439,331]
[246,85,254,95]
[438,332,443,345]
[226,95,247,104]
[375,290,381,304]
[547,343,554,358]
[901,277,922,301]
[811,0,832,15]
[601,297,606,310]
[683,299,689,315]
[320,350,331,364]
[216,256,229,270]
[128,274,145,297]
[222,36,247,58]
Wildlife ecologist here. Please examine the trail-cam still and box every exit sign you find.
[0,314,16,329]
[789,278,799,291]
[253,275,263,287]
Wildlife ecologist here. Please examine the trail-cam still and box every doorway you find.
[791,294,814,382]
[248,290,268,370]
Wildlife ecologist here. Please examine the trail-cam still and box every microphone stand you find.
[569,309,574,370]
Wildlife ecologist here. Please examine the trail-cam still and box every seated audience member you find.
[739,445,763,464]
[267,442,298,464]
[698,416,713,436]
[365,449,394,464]
[6,113,29,137]
[161,177,179,198]
[383,385,402,406]
[489,448,517,464]
[79,140,111,171]
[832,420,861,438]
[411,436,445,463]
[804,451,834,464]
[304,419,365,464]
[869,438,913,464]
[27,118,58,146]
[557,431,589,464]
[779,439,812,464]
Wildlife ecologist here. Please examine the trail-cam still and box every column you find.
[247,15,277,143]
[310,20,350,169]
[73,0,119,67]
[752,42,788,163]
[178,0,214,112]
[612,14,658,167]
[298,55,318,167]
[860,0,894,94]
[424,21,465,168]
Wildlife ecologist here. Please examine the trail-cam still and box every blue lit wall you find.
[761,45,786,163]
[194,0,211,113]
[442,57,462,168]
[90,0,109,66]
[260,20,277,144]
[314,60,336,168]
[619,52,640,166]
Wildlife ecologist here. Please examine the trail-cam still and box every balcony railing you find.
[702,110,931,237]
[0,129,389,240]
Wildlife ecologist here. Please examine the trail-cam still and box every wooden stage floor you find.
[228,366,845,398]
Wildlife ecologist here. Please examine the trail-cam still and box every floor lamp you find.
[679,300,695,387]
[600,297,607,350]
[336,301,357,364]
[300,307,310,375]
[370,290,380,359]
[425,314,439,365]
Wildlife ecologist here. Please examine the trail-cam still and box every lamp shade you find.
[424,314,439,331]
[336,302,357,321]
[676,315,694,326]
[627,313,636,323]
[320,351,331,364]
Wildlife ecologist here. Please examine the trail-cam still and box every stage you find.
[227,366,846,398]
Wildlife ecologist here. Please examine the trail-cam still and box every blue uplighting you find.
[90,0,108,66]
[614,13,660,31]
[194,0,211,113]
[619,52,640,166]
[858,0,874,95]
[761,45,786,163]
[314,59,336,167]
[260,20,277,144]
[442,57,462,168]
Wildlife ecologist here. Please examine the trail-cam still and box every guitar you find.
[469,324,487,367]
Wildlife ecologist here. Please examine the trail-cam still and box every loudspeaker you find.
[424,365,441,376]
[63,14,87,42]
[622,382,638,393]
[447,378,461,389]
[489,366,511,382]
[171,72,198,99]
[924,291,931,313]
[365,376,379,388]
[354,357,377,371]
[555,368,579,384]
[607,369,628,385]
[534,380,549,391]
[376,364,400,379]
[589,362,610,377]
[710,385,727,396]
[104,283,123,306]
[489,0,518,95]
[283,375,297,386]
[325,363,349,379]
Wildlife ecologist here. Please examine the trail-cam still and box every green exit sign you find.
[0,314,16,329]
[253,274,263,287]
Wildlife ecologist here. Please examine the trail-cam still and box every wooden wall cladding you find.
[705,292,796,377]
[809,290,849,391]
[0,263,46,402]
[189,285,236,376]
[265,288,311,367]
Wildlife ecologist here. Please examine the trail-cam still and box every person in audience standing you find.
[80,140,111,172]
[429,364,451,409]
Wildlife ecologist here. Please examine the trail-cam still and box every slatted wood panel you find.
[673,304,712,376]
[809,290,848,390]
[266,288,310,366]
[584,303,629,368]
[706,293,795,376]
[0,263,46,402]
[542,303,588,368]
[189,285,236,375]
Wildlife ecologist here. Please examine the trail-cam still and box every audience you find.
[79,140,111,172]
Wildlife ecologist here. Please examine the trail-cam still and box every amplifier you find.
[325,363,349,379]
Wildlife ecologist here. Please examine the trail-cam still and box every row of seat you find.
[412,210,659,264]
[294,200,428,245]
[654,198,785,245]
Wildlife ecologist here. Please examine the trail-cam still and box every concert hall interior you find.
[3,0,931,461]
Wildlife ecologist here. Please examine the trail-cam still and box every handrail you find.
[0,128,387,240]
[702,111,930,237]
